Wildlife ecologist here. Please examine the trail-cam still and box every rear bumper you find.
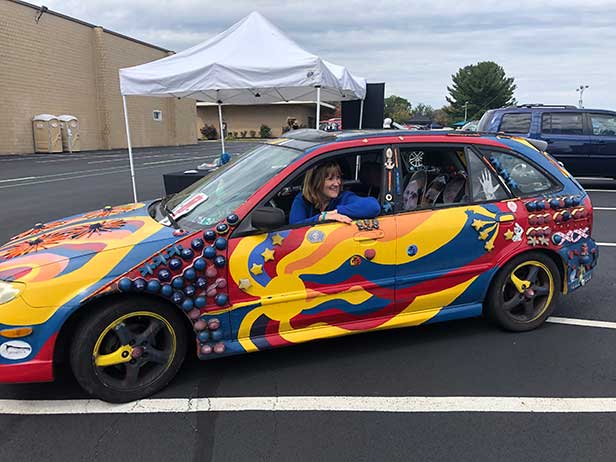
[0,333,56,384]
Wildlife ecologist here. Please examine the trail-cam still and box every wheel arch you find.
[53,293,196,372]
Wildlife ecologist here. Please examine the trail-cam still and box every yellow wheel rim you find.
[503,260,555,323]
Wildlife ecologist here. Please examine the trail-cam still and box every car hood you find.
[0,202,178,284]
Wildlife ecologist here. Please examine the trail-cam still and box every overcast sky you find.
[32,0,616,119]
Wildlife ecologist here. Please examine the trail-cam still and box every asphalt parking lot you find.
[0,143,615,461]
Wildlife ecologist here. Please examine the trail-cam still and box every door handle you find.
[354,230,385,241]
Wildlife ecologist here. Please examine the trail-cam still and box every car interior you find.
[399,147,470,211]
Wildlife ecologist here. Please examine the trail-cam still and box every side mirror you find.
[251,206,286,231]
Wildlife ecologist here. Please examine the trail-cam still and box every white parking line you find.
[547,316,616,329]
[597,242,616,247]
[586,189,616,193]
[2,396,616,415]
[0,176,36,183]
[594,207,616,211]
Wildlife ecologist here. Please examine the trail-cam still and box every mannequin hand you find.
[325,210,353,224]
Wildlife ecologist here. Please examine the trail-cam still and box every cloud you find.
[34,0,616,109]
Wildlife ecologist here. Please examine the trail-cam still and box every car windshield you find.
[165,143,303,228]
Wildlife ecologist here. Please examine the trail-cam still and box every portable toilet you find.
[58,115,81,152]
[32,114,62,153]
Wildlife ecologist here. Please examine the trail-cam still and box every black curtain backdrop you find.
[342,82,385,129]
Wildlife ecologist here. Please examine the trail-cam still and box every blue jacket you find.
[289,191,381,225]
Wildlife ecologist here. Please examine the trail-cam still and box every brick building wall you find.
[0,0,196,154]
[196,104,318,139]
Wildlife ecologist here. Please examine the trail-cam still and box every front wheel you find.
[485,252,561,332]
[70,297,187,403]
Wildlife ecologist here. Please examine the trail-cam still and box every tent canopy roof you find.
[119,12,366,104]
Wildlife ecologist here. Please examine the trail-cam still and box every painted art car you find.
[0,129,599,402]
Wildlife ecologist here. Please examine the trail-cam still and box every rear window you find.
[589,113,616,136]
[499,113,531,134]
[477,110,495,131]
[541,113,583,135]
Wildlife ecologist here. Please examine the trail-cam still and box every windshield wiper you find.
[158,194,180,229]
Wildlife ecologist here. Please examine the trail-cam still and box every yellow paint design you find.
[271,233,285,246]
[0,218,163,326]
[261,248,275,262]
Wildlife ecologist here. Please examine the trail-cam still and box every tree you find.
[446,61,516,122]
[384,95,412,123]
[410,103,434,119]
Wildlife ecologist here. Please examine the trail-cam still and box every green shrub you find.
[200,124,218,140]
[259,124,272,139]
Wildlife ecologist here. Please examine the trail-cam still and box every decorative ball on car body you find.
[215,237,227,250]
[161,284,173,297]
[552,234,563,245]
[158,268,171,281]
[213,342,226,354]
[226,214,239,225]
[133,278,146,291]
[536,201,545,211]
[206,265,218,278]
[206,287,217,298]
[188,308,201,320]
[198,331,210,343]
[191,238,204,250]
[214,255,226,268]
[181,299,194,312]
[195,277,207,289]
[565,197,573,208]
[146,280,161,293]
[118,278,132,292]
[195,296,206,308]
[526,202,537,212]
[169,258,182,271]
[562,211,571,221]
[172,291,184,304]
[216,223,229,234]
[203,230,216,242]
[200,344,213,355]
[211,330,223,341]
[184,285,196,297]
[194,258,206,271]
[181,248,194,260]
[184,268,196,281]
[203,246,216,259]
[207,318,221,330]
[172,276,184,289]
[215,277,227,289]
[194,319,207,331]
[215,293,228,306]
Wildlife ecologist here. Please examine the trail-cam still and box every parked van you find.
[477,104,616,178]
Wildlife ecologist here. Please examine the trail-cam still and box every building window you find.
[153,110,163,121]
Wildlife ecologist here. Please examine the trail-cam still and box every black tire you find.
[485,252,561,332]
[70,297,188,403]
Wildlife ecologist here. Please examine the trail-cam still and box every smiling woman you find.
[289,161,381,224]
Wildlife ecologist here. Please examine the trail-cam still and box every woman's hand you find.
[324,210,353,224]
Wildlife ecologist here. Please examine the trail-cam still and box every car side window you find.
[499,113,531,134]
[467,149,508,202]
[398,146,470,211]
[589,113,616,136]
[479,149,557,196]
[541,112,584,135]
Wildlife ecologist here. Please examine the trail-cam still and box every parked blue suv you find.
[477,104,616,178]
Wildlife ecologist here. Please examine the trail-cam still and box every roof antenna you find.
[35,5,48,23]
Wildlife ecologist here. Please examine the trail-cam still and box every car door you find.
[587,112,616,177]
[393,143,520,325]
[225,147,397,353]
[539,111,591,176]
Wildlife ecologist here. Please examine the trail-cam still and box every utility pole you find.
[464,101,468,123]
[576,85,589,108]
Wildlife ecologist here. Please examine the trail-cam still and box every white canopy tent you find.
[119,12,366,201]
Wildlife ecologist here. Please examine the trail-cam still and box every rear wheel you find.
[486,253,560,332]
[70,297,187,403]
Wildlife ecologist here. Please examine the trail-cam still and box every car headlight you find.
[0,280,23,305]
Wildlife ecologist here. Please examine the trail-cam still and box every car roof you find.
[487,106,616,114]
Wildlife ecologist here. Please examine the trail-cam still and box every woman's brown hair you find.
[302,161,342,209]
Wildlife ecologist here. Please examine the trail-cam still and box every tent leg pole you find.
[359,99,364,129]
[122,95,138,203]
[315,86,321,129]
[218,103,225,160]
